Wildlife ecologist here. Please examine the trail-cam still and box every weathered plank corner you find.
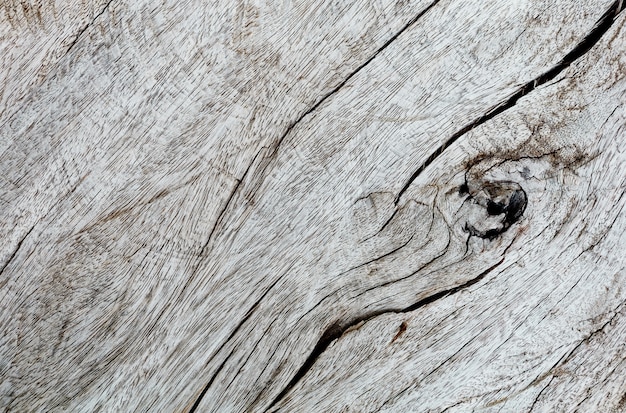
[1,0,625,412]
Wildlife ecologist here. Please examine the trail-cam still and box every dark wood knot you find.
[461,180,527,240]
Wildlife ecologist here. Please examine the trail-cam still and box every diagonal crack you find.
[187,1,624,411]
[196,0,441,255]
[266,256,506,411]
[64,0,114,57]
[0,171,89,293]
[263,0,441,162]
[187,276,282,413]
[0,224,36,280]
[394,0,625,204]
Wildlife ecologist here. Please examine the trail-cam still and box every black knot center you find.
[462,180,527,240]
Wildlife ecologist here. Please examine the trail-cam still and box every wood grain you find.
[1,0,624,412]
[272,9,626,413]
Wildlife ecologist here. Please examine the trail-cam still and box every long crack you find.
[394,0,625,204]
[195,0,442,256]
[187,1,624,411]
[266,2,625,409]
[266,257,507,411]
[64,0,114,57]
[185,3,441,411]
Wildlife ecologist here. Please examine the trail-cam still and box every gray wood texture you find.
[1,0,625,412]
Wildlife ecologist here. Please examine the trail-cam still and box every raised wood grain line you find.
[77,173,197,236]
[337,202,434,277]
[394,0,625,204]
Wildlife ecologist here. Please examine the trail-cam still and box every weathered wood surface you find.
[1,0,625,412]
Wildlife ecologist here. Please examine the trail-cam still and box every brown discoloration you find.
[391,321,408,343]
[617,392,626,410]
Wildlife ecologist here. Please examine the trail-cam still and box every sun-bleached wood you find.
[1,0,624,412]
[2,0,439,409]
[272,9,626,413]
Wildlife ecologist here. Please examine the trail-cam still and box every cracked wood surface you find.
[1,0,625,412]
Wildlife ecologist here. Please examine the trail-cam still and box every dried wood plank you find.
[0,0,625,412]
[272,9,626,413]
[187,2,625,412]
[2,1,439,409]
